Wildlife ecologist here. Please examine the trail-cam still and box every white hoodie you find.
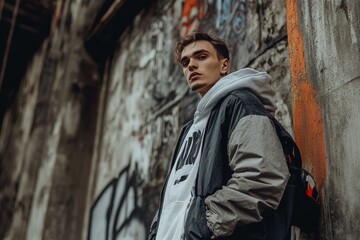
[155,68,279,240]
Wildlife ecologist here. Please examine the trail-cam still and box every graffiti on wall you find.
[212,0,246,40]
[179,0,246,41]
[179,0,206,37]
[88,165,147,240]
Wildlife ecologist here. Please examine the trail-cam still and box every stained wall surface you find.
[5,0,360,239]
[0,0,104,239]
[286,0,360,239]
[1,0,292,239]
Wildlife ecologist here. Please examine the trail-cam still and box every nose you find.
[188,58,197,71]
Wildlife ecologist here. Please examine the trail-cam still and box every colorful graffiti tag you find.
[179,0,205,37]
[179,0,246,42]
[88,165,147,240]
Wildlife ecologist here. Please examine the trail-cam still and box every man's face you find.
[180,40,229,97]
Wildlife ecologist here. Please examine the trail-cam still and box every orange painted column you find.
[286,0,326,189]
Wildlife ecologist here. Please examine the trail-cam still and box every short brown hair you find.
[175,32,230,62]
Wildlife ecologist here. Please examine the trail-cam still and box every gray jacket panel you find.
[205,115,290,237]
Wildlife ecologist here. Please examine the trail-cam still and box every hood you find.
[195,68,277,119]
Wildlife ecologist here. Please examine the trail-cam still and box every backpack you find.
[270,116,320,233]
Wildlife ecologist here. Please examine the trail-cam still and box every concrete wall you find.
[286,1,360,239]
[4,0,360,239]
[1,0,292,239]
[0,0,105,239]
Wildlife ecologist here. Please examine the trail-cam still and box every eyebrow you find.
[180,49,210,63]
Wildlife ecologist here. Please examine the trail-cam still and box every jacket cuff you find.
[205,203,233,237]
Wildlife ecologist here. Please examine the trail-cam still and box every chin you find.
[190,82,203,91]
[192,87,207,97]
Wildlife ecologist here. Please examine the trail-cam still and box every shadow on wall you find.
[88,165,147,240]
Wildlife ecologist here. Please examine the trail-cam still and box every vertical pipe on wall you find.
[286,0,327,189]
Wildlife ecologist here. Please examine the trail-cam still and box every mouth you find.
[189,72,201,81]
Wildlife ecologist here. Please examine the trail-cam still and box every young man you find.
[148,32,292,240]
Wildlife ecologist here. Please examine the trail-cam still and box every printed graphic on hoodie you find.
[174,130,203,185]
[155,126,205,240]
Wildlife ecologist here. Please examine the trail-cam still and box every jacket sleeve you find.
[204,115,290,237]
[148,211,158,240]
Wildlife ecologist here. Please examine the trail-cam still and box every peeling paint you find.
[139,49,156,69]
[286,0,327,189]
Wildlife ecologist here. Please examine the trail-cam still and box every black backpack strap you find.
[268,116,302,169]
[268,116,320,233]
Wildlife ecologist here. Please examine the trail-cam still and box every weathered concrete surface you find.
[87,2,187,238]
[249,40,293,135]
[322,80,360,239]
[1,0,294,239]
[2,0,360,239]
[0,0,105,239]
[0,40,47,240]
[287,0,360,239]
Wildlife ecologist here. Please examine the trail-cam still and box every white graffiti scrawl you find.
[214,0,246,40]
[88,165,146,240]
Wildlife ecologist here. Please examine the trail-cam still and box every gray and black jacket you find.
[149,69,292,240]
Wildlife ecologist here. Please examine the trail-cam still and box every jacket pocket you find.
[184,196,212,240]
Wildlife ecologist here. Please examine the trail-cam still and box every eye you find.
[181,60,189,68]
[197,54,207,60]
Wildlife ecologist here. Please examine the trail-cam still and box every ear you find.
[220,58,230,75]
